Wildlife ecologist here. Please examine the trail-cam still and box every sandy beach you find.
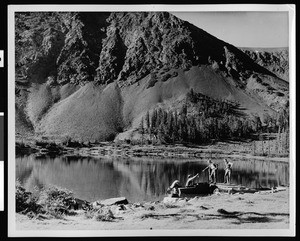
[16,187,289,230]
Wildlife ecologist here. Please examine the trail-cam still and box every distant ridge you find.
[239,47,289,81]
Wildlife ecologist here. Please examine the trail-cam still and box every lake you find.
[16,154,289,203]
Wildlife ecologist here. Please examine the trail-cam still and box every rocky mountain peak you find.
[241,48,289,81]
[16,11,279,88]
[95,12,276,86]
[96,12,195,85]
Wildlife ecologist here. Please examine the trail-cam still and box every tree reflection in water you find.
[16,155,289,202]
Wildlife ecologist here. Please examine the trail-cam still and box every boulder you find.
[163,197,188,206]
[133,202,143,207]
[178,199,188,205]
[92,201,102,209]
[111,204,128,215]
[187,197,199,203]
[69,198,88,210]
[143,203,155,211]
[163,197,179,204]
[99,197,129,206]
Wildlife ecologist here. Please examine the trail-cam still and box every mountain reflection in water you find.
[16,155,289,202]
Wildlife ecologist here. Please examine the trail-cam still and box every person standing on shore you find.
[202,159,218,184]
[223,159,233,184]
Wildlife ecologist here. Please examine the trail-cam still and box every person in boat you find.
[202,159,218,184]
[224,159,233,184]
[167,180,181,198]
[185,173,200,187]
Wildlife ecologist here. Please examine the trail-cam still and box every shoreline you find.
[16,187,290,230]
[16,140,289,163]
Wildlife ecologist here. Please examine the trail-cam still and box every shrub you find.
[46,142,63,151]
[38,186,76,217]
[105,133,116,142]
[16,182,86,219]
[63,139,83,148]
[16,142,30,155]
[35,140,49,148]
[16,141,28,149]
[35,140,64,153]
[84,209,97,219]
[16,180,41,214]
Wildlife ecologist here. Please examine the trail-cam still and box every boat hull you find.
[179,182,217,195]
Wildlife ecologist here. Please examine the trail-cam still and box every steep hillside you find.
[15,12,289,141]
[37,83,123,141]
[96,12,277,86]
[240,47,289,81]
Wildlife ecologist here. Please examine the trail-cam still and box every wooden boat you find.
[177,182,287,196]
[214,183,286,194]
[179,182,217,195]
[214,183,246,192]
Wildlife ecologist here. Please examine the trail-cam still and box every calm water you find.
[16,154,289,203]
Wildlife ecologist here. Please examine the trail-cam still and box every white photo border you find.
[7,4,296,237]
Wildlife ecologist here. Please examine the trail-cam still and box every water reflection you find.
[16,155,289,202]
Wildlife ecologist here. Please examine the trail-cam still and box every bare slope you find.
[122,66,273,126]
[38,83,123,141]
[35,64,288,141]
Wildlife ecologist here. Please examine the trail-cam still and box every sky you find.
[171,12,289,48]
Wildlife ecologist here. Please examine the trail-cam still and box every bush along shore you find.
[16,180,151,221]
[16,181,289,230]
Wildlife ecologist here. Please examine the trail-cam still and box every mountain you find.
[15,12,289,142]
[240,47,289,81]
